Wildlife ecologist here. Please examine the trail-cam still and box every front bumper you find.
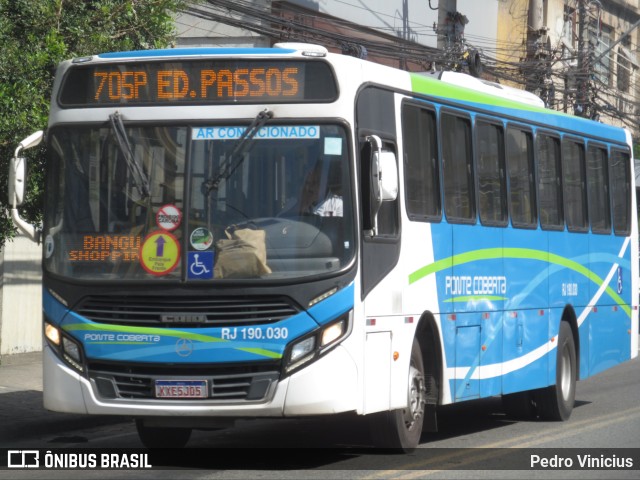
[43,343,358,417]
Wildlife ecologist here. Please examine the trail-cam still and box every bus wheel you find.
[135,419,192,448]
[535,322,576,421]
[369,338,425,451]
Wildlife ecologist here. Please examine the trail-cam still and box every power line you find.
[179,0,640,132]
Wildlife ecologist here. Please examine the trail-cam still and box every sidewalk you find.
[0,352,127,445]
[0,351,42,392]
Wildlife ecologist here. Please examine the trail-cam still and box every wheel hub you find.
[404,365,426,430]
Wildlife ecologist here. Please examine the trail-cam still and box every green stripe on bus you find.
[444,296,507,303]
[410,74,552,114]
[64,322,283,359]
[236,347,282,359]
[408,247,630,317]
[65,322,224,343]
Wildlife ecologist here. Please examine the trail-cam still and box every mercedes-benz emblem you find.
[175,338,193,357]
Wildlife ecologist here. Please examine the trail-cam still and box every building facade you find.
[497,0,640,136]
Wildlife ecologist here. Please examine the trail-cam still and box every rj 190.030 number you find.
[220,327,288,341]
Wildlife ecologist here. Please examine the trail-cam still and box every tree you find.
[0,0,189,248]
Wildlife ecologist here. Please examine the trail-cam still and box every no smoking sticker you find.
[140,231,180,276]
[156,204,182,231]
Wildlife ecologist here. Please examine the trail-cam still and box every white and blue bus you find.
[9,43,638,450]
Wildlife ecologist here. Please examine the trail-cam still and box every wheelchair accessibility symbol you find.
[188,251,214,279]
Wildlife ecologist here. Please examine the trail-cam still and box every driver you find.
[280,163,343,217]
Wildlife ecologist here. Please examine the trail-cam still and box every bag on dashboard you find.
[214,226,271,278]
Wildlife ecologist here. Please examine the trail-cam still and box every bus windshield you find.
[43,123,354,281]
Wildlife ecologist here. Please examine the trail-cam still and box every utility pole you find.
[403,0,409,41]
[401,0,409,69]
[575,0,588,117]
[525,0,543,89]
[436,0,457,52]
[526,0,544,60]
[435,0,479,75]
[524,0,552,104]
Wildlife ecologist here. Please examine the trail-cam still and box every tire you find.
[369,338,426,451]
[135,419,192,448]
[468,49,483,77]
[535,322,576,421]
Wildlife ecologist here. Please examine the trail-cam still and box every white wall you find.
[0,234,42,355]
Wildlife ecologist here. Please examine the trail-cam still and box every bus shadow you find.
[424,396,592,443]
[0,389,128,446]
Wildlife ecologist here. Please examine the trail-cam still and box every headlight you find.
[284,310,352,375]
[44,319,85,373]
[290,337,316,363]
[62,337,80,360]
[44,322,61,346]
[62,336,83,370]
[320,319,345,348]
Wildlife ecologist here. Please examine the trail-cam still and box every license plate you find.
[155,380,208,399]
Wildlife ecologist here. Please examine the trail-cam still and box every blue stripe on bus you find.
[43,289,70,325]
[307,283,355,325]
[53,284,354,364]
[62,309,319,363]
[434,99,628,144]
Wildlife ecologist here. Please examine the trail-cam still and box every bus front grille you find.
[75,295,299,327]
[89,361,280,402]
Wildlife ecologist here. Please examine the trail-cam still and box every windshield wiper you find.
[109,112,151,198]
[202,108,273,194]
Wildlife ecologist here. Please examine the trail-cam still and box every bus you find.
[8,43,638,450]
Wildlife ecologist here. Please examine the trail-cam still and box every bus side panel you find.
[429,222,455,400]
[548,229,590,320]
[588,235,633,376]
[547,229,589,385]
[502,308,552,394]
[590,305,631,376]
[454,321,480,400]
[431,223,453,317]
[502,227,550,394]
[478,311,504,398]
[450,223,503,399]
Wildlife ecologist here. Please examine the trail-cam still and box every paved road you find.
[1,348,638,479]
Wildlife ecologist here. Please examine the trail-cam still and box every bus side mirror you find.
[8,130,43,207]
[8,157,26,207]
[8,130,43,242]
[366,135,398,236]
[376,150,398,202]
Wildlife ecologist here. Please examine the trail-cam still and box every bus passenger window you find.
[476,121,506,226]
[562,139,588,232]
[506,127,536,228]
[611,150,631,236]
[442,112,474,223]
[537,134,563,230]
[586,146,611,233]
[402,104,440,221]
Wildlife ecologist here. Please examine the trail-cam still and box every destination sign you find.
[59,60,337,106]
